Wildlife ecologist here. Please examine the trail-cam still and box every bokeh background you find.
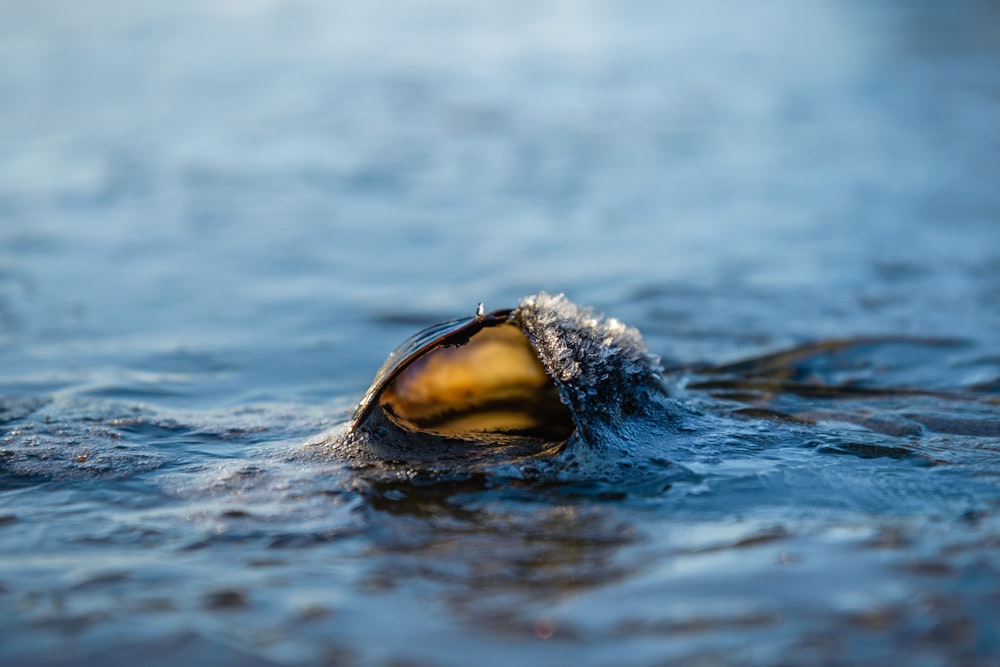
[3,0,999,406]
[2,1,1000,665]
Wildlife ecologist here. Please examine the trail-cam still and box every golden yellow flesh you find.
[378,324,573,439]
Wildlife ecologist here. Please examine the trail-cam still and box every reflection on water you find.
[2,0,1000,665]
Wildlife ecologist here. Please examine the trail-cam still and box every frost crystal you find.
[517,292,663,430]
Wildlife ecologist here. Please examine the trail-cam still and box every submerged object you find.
[329,292,668,466]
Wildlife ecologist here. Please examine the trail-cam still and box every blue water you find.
[2,1,1000,665]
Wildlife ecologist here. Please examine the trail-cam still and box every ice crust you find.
[516,292,665,434]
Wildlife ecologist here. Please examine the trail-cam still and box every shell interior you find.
[377,321,574,441]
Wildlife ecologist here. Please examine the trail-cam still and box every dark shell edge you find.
[350,307,516,433]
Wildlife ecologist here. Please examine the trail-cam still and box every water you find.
[2,0,1000,664]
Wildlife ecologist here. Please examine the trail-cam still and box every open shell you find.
[353,306,575,444]
[343,293,663,460]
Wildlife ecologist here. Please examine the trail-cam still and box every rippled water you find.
[2,1,1000,665]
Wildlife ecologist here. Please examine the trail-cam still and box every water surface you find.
[2,1,1000,665]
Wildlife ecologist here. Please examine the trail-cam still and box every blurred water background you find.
[2,1,1000,665]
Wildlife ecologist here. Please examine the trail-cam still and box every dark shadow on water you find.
[680,336,1000,450]
[355,474,645,609]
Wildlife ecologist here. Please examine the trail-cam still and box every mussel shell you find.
[340,293,666,464]
[352,307,515,432]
